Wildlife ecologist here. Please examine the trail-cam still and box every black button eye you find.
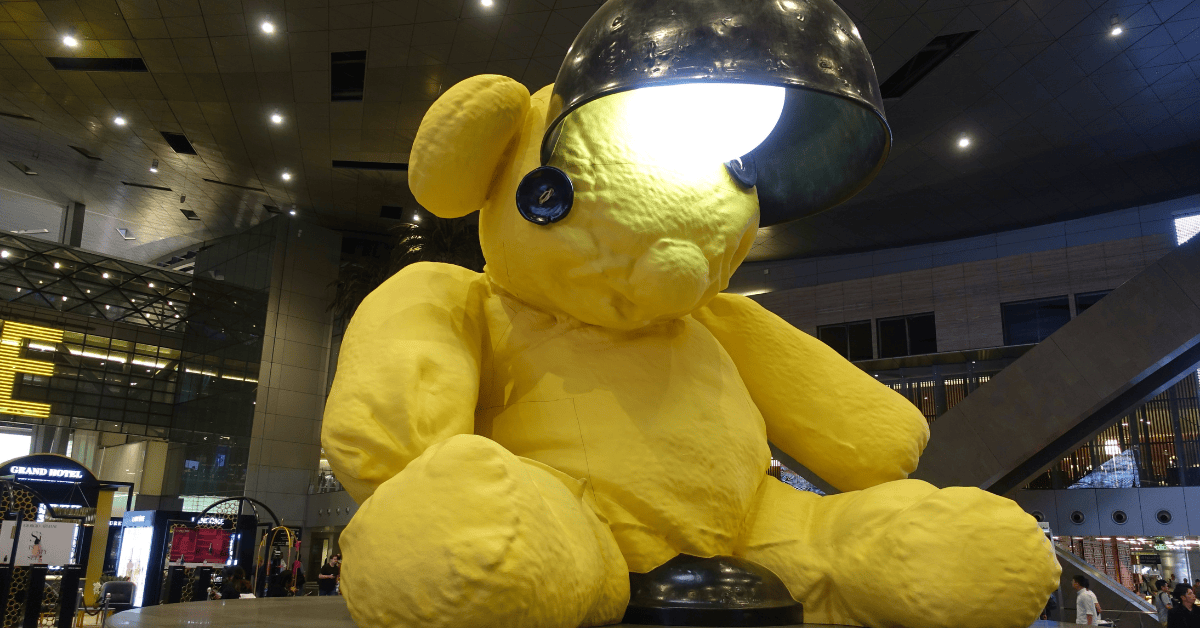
[725,154,757,188]
[516,166,574,225]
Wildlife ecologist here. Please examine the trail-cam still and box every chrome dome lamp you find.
[515,0,891,227]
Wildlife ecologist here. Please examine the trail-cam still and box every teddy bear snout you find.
[628,238,712,316]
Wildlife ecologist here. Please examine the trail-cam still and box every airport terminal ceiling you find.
[0,0,1196,262]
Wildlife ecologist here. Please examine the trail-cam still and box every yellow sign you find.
[0,320,62,418]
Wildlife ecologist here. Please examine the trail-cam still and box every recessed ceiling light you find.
[281,171,292,180]
[62,35,78,47]
[288,209,297,216]
[957,136,970,148]
[1110,16,1122,36]
[113,116,126,126]
[1110,25,1122,35]
[53,262,60,269]
[261,21,275,33]
[481,0,493,6]
[413,214,421,222]
[271,112,283,124]
[150,158,158,173]
[148,282,155,288]
[102,272,109,278]
[0,250,7,258]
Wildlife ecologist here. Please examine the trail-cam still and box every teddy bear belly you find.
[480,384,771,573]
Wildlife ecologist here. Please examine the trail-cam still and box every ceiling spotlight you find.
[102,272,109,279]
[53,262,60,269]
[113,116,126,126]
[150,158,159,173]
[62,35,78,47]
[281,171,292,181]
[288,209,297,216]
[1110,16,1122,36]
[270,112,283,124]
[958,136,971,148]
[0,250,8,258]
[148,282,155,288]
[412,214,421,222]
[481,0,493,5]
[261,21,275,33]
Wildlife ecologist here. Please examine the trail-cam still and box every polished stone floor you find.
[108,597,1079,628]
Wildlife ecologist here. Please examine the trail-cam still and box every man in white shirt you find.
[1073,575,1101,625]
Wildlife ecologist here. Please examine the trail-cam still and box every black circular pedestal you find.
[622,555,805,627]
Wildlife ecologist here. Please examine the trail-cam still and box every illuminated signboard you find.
[0,320,62,418]
[8,466,84,479]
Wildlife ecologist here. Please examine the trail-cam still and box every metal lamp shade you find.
[543,0,892,226]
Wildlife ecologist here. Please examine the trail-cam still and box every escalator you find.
[909,234,1200,496]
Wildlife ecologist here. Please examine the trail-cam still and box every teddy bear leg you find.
[734,477,1060,628]
[340,434,629,628]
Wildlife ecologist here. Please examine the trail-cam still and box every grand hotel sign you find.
[0,320,63,419]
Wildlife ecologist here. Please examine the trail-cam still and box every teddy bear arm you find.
[321,262,488,504]
[692,293,930,492]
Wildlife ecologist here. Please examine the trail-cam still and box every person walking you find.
[1168,584,1200,628]
[1158,579,1176,626]
[318,554,341,596]
[1074,575,1102,625]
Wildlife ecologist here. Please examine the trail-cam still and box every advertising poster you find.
[0,521,78,566]
[168,527,231,566]
[117,526,153,607]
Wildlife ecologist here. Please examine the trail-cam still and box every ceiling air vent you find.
[8,161,36,176]
[332,160,407,171]
[46,57,149,72]
[161,132,197,155]
[263,204,282,214]
[121,181,172,191]
[180,209,200,221]
[380,205,406,219]
[879,31,979,99]
[331,51,367,102]
[69,145,103,160]
[0,111,35,121]
[203,178,264,192]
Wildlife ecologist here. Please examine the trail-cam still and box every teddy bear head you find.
[408,74,762,330]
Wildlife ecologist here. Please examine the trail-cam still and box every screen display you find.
[117,526,154,607]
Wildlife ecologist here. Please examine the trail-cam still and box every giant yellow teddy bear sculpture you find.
[323,74,1060,628]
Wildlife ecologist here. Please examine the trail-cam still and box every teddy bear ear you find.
[409,75,531,218]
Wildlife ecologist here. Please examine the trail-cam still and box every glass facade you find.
[0,219,282,504]
[1027,374,1200,489]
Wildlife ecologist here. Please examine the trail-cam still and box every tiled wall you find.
[246,218,340,524]
[732,194,1197,354]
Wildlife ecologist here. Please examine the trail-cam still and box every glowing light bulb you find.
[271,112,283,124]
[62,35,78,47]
[261,21,275,33]
[958,137,970,148]
[481,0,493,5]
[102,272,109,279]
[113,116,126,126]
[623,83,786,170]
[281,171,292,180]
[1111,25,1122,35]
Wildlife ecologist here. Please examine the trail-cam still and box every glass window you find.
[1075,290,1111,316]
[817,320,872,361]
[877,313,937,358]
[1002,296,1070,345]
